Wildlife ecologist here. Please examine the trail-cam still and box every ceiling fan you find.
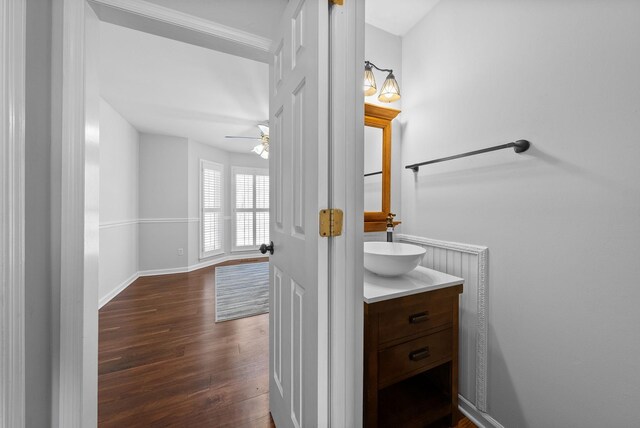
[225,124,269,159]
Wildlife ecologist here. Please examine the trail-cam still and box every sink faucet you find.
[386,213,396,242]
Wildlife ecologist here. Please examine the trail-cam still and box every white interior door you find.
[267,0,329,426]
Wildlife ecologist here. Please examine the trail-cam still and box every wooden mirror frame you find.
[364,103,401,232]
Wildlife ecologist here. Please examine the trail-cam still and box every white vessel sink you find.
[364,242,427,277]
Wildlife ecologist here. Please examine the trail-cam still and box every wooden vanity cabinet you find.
[364,284,463,428]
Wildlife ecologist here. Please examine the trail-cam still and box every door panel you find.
[268,0,329,427]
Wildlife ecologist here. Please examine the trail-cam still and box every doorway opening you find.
[58,0,364,426]
[96,16,274,426]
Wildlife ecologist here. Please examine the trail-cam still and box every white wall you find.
[365,24,403,225]
[99,98,139,303]
[401,1,640,427]
[138,133,189,272]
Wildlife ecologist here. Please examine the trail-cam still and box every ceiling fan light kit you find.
[225,123,270,159]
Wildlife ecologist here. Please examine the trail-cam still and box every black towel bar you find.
[405,140,530,172]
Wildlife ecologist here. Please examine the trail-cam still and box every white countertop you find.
[364,265,464,304]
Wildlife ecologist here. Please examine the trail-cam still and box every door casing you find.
[55,0,364,425]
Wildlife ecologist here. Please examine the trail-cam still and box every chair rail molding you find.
[396,233,489,412]
[0,0,26,426]
[99,218,199,229]
[138,217,200,224]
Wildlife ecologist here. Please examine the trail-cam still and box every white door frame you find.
[55,2,100,426]
[56,0,364,425]
[0,0,26,426]
[328,0,365,426]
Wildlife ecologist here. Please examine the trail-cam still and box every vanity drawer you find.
[378,328,452,387]
[377,294,453,344]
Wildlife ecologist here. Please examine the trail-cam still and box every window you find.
[232,167,269,250]
[200,160,224,258]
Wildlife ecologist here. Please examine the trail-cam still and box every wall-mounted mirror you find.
[364,103,401,232]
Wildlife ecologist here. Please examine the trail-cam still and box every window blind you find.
[201,161,223,257]
[233,168,269,249]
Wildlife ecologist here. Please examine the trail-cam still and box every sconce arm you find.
[365,60,393,74]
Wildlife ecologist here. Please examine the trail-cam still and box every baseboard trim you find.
[99,272,139,309]
[459,395,504,428]
[138,253,265,277]
[100,254,267,308]
[137,265,188,277]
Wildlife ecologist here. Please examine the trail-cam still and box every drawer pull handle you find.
[409,312,429,324]
[409,347,431,361]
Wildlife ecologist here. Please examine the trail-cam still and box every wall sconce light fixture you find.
[363,61,400,103]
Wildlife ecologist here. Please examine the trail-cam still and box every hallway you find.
[98,259,273,427]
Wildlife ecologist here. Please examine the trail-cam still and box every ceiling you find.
[365,0,441,36]
[100,21,269,153]
[99,1,435,153]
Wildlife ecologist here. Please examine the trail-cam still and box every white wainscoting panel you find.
[395,234,489,412]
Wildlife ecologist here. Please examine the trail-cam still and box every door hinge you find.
[319,209,344,237]
[330,0,344,5]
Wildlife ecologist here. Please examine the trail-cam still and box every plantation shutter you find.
[255,174,269,246]
[233,167,269,250]
[201,160,224,257]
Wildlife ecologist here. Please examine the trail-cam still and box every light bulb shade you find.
[253,142,269,159]
[363,64,377,96]
[378,72,401,103]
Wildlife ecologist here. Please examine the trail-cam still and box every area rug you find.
[215,262,269,322]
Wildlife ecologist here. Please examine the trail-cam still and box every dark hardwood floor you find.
[98,258,476,428]
[98,258,274,427]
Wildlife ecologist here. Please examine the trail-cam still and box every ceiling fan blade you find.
[224,136,262,140]
[257,124,269,135]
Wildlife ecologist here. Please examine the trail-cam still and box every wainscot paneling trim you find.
[89,0,271,52]
[396,233,489,412]
[0,0,26,425]
[459,395,505,428]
